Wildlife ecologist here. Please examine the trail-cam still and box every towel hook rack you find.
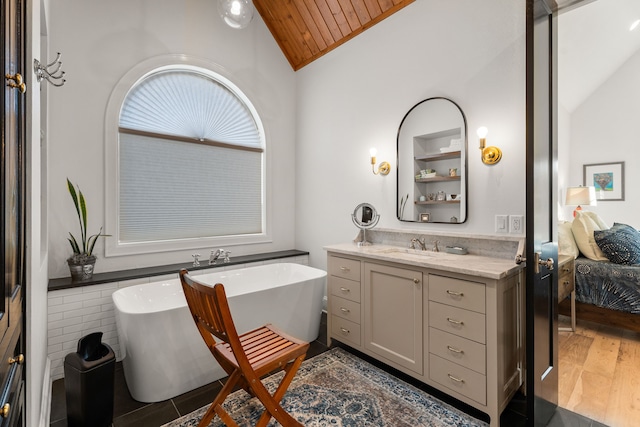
[34,52,66,87]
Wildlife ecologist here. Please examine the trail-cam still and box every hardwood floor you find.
[559,314,640,427]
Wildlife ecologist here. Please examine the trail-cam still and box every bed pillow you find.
[571,211,609,261]
[584,211,609,230]
[558,220,579,259]
[594,223,640,265]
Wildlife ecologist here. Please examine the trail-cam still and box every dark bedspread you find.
[574,257,640,313]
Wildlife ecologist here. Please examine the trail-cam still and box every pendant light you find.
[217,0,254,29]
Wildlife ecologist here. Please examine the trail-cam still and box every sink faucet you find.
[410,237,427,251]
[209,249,231,265]
[432,240,440,252]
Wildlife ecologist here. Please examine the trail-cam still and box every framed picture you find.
[419,213,430,222]
[583,161,625,201]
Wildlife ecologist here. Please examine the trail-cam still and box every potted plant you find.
[66,178,109,281]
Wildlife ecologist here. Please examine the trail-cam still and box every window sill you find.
[48,249,309,292]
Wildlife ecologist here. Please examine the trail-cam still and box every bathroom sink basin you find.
[370,247,434,258]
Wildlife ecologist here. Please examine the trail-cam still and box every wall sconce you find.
[477,126,502,165]
[565,186,597,217]
[370,148,390,176]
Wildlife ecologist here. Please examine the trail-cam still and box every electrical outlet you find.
[495,215,508,233]
[509,215,524,234]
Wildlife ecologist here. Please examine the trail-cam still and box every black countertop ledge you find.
[48,249,309,292]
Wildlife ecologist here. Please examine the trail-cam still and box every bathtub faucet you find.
[209,249,231,265]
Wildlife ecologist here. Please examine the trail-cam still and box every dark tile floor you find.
[50,315,331,427]
[50,313,606,427]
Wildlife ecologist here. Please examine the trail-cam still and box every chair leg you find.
[198,370,242,427]
[254,354,306,427]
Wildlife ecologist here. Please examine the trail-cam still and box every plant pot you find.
[67,255,97,282]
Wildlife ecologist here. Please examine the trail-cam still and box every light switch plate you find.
[509,215,524,234]
[495,215,508,233]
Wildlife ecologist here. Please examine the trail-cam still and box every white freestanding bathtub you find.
[112,263,326,402]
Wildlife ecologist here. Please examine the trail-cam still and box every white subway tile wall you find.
[48,256,309,380]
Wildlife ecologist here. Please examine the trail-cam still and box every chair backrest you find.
[179,268,241,350]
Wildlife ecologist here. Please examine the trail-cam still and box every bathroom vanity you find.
[325,242,524,427]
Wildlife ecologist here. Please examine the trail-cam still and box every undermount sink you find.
[371,247,434,258]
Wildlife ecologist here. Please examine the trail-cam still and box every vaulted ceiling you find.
[253,0,415,71]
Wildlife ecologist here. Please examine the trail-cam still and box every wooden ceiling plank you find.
[322,0,351,38]
[254,0,310,68]
[376,0,395,10]
[282,0,322,54]
[332,0,362,32]
[363,0,383,17]
[313,0,345,40]
[295,0,334,49]
[350,0,373,26]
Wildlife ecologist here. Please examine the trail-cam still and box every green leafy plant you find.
[67,178,109,260]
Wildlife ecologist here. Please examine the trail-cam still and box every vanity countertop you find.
[324,243,523,280]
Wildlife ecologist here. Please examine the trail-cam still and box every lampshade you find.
[217,0,254,29]
[565,186,597,207]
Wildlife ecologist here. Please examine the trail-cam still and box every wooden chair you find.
[179,269,308,427]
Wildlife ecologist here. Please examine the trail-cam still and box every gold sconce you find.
[370,148,390,175]
[477,126,502,165]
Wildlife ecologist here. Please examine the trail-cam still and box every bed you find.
[559,257,640,332]
[558,213,640,332]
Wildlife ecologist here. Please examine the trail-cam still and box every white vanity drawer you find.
[330,296,361,324]
[330,276,361,303]
[328,256,361,281]
[429,301,486,344]
[331,315,361,346]
[429,274,485,314]
[429,354,486,405]
[429,327,486,375]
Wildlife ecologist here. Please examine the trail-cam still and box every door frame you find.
[525,0,559,425]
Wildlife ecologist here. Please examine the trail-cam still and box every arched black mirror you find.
[397,97,467,223]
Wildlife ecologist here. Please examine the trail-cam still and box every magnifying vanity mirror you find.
[397,97,468,223]
[352,203,379,246]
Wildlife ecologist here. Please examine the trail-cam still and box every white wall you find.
[558,104,572,221]
[294,0,527,269]
[564,48,640,227]
[47,0,297,278]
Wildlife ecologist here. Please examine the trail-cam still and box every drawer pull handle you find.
[340,267,350,272]
[0,403,9,418]
[340,307,350,314]
[563,267,571,273]
[447,317,464,325]
[8,354,24,365]
[447,345,464,354]
[563,281,570,286]
[340,287,350,293]
[446,290,464,297]
[447,374,465,383]
[340,327,350,335]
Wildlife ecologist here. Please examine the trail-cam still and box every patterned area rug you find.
[162,347,488,427]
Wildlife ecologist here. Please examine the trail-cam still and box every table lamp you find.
[565,186,597,217]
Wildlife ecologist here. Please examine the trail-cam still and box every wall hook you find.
[34,52,66,87]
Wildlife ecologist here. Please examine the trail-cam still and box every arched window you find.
[105,61,267,256]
